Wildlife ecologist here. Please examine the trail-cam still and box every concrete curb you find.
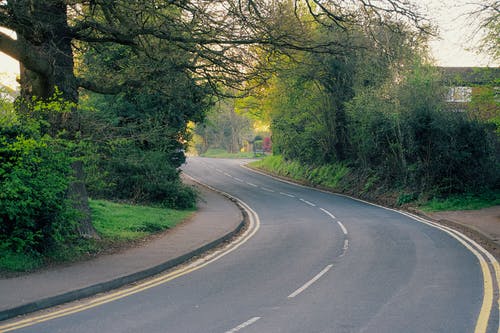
[0,180,247,322]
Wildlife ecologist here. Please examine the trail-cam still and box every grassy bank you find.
[0,200,194,273]
[250,155,349,189]
[250,155,499,212]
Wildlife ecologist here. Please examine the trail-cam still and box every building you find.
[439,67,499,118]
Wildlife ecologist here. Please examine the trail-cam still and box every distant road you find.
[10,157,499,333]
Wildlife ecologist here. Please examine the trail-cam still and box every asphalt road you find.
[9,157,499,333]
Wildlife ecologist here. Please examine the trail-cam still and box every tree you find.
[0,0,429,235]
[469,0,500,61]
[0,1,429,102]
[194,99,253,154]
[76,39,207,208]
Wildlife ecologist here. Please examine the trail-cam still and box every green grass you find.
[90,200,194,241]
[420,191,500,212]
[201,148,261,159]
[250,155,349,190]
[0,200,194,273]
[251,156,500,213]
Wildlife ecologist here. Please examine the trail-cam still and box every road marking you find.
[319,207,336,219]
[224,172,233,178]
[339,239,350,257]
[336,221,348,235]
[234,177,243,182]
[288,264,333,299]
[261,187,275,193]
[279,192,295,198]
[216,168,223,173]
[225,317,261,333]
[243,163,499,332]
[399,211,496,333]
[299,198,316,207]
[0,175,261,333]
[246,182,258,187]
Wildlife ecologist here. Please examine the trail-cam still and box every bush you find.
[0,124,76,254]
[85,145,196,209]
[402,96,498,195]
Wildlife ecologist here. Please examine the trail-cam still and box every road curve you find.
[5,157,499,333]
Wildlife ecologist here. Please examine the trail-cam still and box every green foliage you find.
[252,19,499,203]
[0,108,77,255]
[0,88,17,127]
[78,40,209,210]
[420,190,500,212]
[193,99,254,155]
[307,164,350,188]
[90,200,194,241]
[0,249,43,272]
[251,155,349,189]
[346,88,403,178]
[398,66,498,194]
[474,1,500,61]
[397,192,419,205]
[270,75,334,165]
[84,142,196,209]
[0,198,194,272]
[346,63,499,196]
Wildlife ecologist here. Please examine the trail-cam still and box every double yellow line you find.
[1,172,498,332]
[0,187,260,333]
[400,211,499,333]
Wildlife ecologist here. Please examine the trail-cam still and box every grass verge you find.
[249,155,349,189]
[250,155,499,212]
[0,200,194,273]
[419,191,500,212]
[90,200,194,242]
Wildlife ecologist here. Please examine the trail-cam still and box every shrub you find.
[85,144,196,209]
[0,125,76,254]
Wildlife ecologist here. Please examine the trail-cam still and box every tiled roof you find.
[438,67,500,85]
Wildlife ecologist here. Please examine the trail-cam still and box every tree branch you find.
[0,31,51,76]
[76,77,141,94]
[0,30,20,60]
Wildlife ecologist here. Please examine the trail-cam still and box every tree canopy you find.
[0,0,430,103]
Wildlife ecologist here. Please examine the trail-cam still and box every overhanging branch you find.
[77,77,142,94]
[0,31,51,76]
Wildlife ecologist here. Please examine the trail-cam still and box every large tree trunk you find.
[15,2,97,238]
[70,161,99,239]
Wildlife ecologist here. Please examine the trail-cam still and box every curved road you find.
[5,157,499,332]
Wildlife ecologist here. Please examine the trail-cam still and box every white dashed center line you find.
[288,264,333,298]
[225,317,261,333]
[299,198,316,207]
[319,207,336,219]
[337,221,348,235]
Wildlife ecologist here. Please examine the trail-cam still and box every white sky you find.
[0,0,497,88]
[419,0,497,67]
